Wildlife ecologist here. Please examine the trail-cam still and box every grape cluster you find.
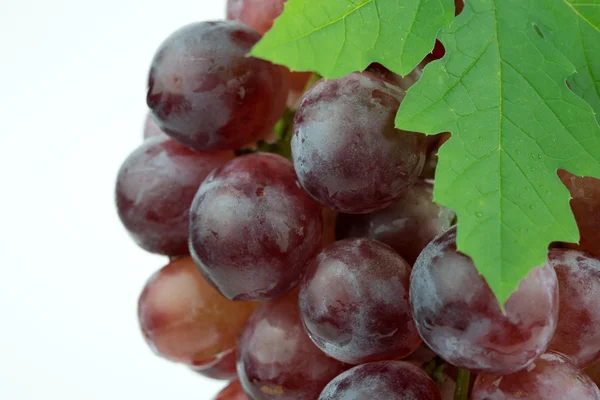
[115,0,600,399]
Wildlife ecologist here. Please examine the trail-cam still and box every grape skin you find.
[192,348,237,380]
[189,153,323,301]
[291,72,427,214]
[559,170,600,258]
[137,257,256,366]
[299,238,421,364]
[116,136,233,256]
[472,352,600,400]
[147,21,288,151]
[226,0,285,35]
[318,361,441,400]
[237,292,348,400]
[547,249,600,367]
[335,180,455,265]
[410,226,559,374]
[213,380,249,400]
[143,112,166,140]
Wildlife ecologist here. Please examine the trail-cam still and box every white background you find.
[0,0,228,398]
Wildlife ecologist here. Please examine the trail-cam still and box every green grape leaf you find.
[250,0,455,78]
[396,0,600,305]
[531,0,600,121]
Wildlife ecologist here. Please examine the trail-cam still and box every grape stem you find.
[453,368,470,400]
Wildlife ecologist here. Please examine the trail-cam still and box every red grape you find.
[411,227,559,374]
[237,292,348,400]
[559,170,600,258]
[192,348,237,380]
[291,72,427,214]
[137,257,256,366]
[318,361,441,400]
[335,180,455,264]
[547,249,600,367]
[116,136,233,256]
[143,112,165,140]
[189,153,323,301]
[213,380,249,400]
[472,352,600,399]
[226,0,285,35]
[299,238,421,364]
[147,21,288,151]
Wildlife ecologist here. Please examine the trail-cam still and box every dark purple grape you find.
[299,238,420,364]
[116,136,234,256]
[472,352,600,400]
[137,257,256,366]
[147,21,289,151]
[189,153,323,301]
[291,72,427,214]
[410,227,559,374]
[192,348,237,380]
[559,170,600,258]
[335,180,455,264]
[318,361,441,400]
[143,111,166,140]
[237,292,348,400]
[213,380,249,400]
[547,249,600,367]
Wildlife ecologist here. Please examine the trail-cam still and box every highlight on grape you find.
[115,0,600,398]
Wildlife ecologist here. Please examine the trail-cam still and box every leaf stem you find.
[453,368,471,400]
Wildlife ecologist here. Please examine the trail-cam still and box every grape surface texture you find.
[147,21,288,151]
[189,153,323,301]
[299,238,420,364]
[410,227,558,374]
[291,72,427,214]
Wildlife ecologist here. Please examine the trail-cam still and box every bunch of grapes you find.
[115,1,600,398]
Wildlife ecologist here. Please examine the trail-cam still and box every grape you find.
[192,348,237,380]
[189,153,323,301]
[318,361,441,400]
[335,180,455,265]
[291,72,427,214]
[237,292,348,400]
[213,380,249,400]
[115,136,233,256]
[472,352,600,400]
[143,112,165,140]
[410,226,559,374]
[559,170,600,258]
[547,249,600,367]
[299,238,421,364]
[226,0,285,35]
[147,21,288,151]
[137,257,256,366]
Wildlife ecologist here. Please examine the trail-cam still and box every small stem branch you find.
[454,369,471,400]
